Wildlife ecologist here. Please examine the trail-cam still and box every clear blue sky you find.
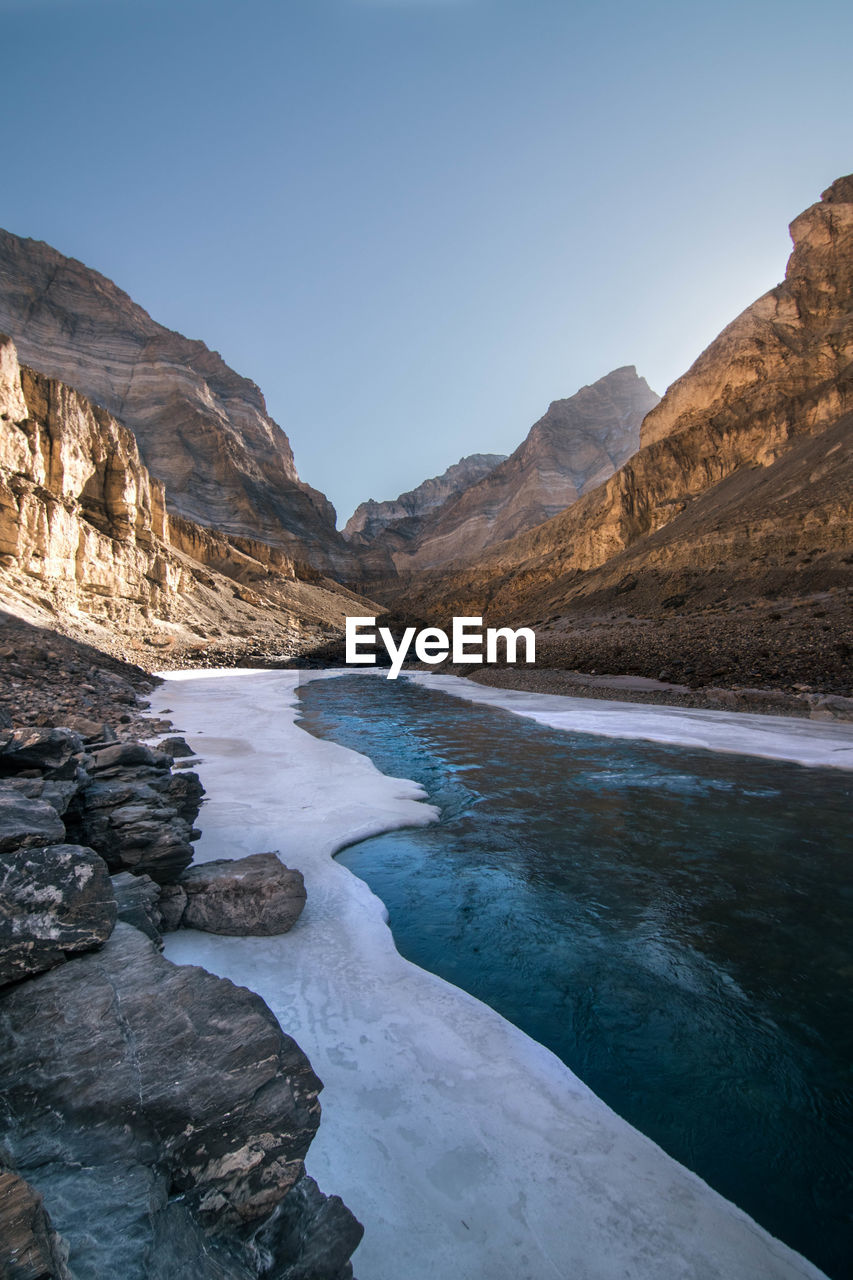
[4,0,852,524]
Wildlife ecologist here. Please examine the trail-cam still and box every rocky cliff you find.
[0,229,355,575]
[1,923,361,1279]
[0,335,375,665]
[353,366,658,575]
[388,178,853,693]
[639,175,853,452]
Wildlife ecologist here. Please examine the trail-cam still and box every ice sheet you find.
[407,672,853,769]
[154,668,826,1280]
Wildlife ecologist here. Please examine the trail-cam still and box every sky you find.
[4,0,852,524]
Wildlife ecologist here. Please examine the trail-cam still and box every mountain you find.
[0,229,355,576]
[0,335,375,664]
[344,453,507,541]
[389,176,853,692]
[342,452,507,575]
[351,366,659,576]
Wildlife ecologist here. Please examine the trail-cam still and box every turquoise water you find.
[296,675,853,1279]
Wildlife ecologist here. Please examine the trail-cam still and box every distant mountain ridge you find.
[386,176,853,691]
[349,365,659,576]
[0,228,355,575]
[344,453,507,541]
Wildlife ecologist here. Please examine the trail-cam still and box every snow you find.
[153,668,827,1280]
[407,672,853,769]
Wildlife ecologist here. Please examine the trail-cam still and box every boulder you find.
[0,728,85,778]
[0,1169,72,1280]
[808,693,853,721]
[111,871,162,944]
[0,923,362,1276]
[0,843,116,985]
[179,853,306,936]
[163,770,205,823]
[59,716,118,744]
[0,790,65,854]
[68,778,196,883]
[158,736,195,759]
[89,741,170,773]
[3,777,81,818]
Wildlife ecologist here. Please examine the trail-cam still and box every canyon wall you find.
[0,229,355,574]
[384,178,853,691]
[0,336,373,663]
[639,175,853,452]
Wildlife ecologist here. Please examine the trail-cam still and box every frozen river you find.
[154,669,851,1280]
[299,673,853,1280]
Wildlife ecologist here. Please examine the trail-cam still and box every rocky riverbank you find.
[0,617,363,1278]
[463,661,853,721]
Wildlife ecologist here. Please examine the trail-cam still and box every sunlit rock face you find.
[0,229,355,575]
[640,174,853,451]
[390,177,853,645]
[0,337,375,660]
[0,335,182,626]
[349,367,658,576]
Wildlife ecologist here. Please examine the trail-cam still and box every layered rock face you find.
[391,178,853,691]
[0,336,375,663]
[0,724,203,888]
[0,338,179,627]
[353,366,658,575]
[639,174,853,452]
[0,229,354,573]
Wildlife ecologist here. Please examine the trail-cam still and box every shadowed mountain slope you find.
[342,452,507,576]
[350,366,658,576]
